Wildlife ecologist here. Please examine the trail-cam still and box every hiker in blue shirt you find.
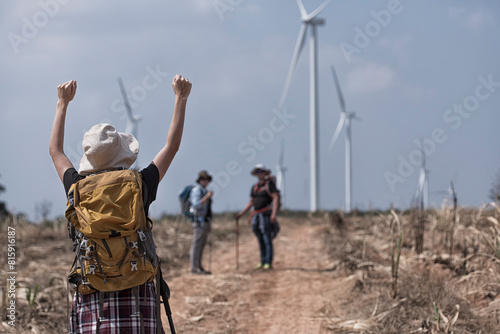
[236,164,279,270]
[189,170,213,275]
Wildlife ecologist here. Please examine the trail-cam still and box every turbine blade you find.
[279,23,308,109]
[117,77,133,118]
[305,0,332,21]
[414,187,420,203]
[352,113,362,122]
[328,113,346,151]
[415,169,425,207]
[296,0,307,18]
[330,65,346,113]
[421,148,426,169]
[418,169,425,192]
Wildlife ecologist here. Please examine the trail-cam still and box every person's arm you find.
[49,80,77,182]
[270,193,279,223]
[191,187,214,209]
[153,74,192,182]
[200,191,213,205]
[236,198,254,220]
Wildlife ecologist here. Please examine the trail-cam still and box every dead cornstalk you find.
[415,208,425,255]
[449,182,458,257]
[390,210,402,298]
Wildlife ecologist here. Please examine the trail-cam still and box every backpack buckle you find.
[137,230,147,242]
[88,265,96,275]
[86,245,95,257]
[131,261,138,271]
[80,237,89,250]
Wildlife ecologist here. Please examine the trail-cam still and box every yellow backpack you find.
[65,169,158,295]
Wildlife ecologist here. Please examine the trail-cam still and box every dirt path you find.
[164,218,339,333]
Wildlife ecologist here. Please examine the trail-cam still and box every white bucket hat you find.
[251,164,271,176]
[78,123,139,176]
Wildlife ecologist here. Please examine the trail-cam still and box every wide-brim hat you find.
[197,170,212,183]
[251,164,271,176]
[79,123,139,176]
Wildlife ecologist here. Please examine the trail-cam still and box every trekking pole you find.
[209,228,213,273]
[235,217,239,270]
[163,297,176,334]
[159,269,176,334]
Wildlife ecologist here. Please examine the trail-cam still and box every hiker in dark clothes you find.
[236,164,279,270]
[49,75,191,333]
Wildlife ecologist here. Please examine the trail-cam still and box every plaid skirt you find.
[70,283,165,334]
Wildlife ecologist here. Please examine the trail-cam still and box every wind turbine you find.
[275,138,287,208]
[278,0,331,212]
[328,64,360,213]
[117,77,142,140]
[414,146,429,210]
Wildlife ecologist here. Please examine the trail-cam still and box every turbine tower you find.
[275,138,287,208]
[118,77,142,140]
[414,147,429,210]
[328,64,360,213]
[278,0,331,212]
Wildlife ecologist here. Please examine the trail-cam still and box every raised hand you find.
[172,74,192,100]
[57,80,77,103]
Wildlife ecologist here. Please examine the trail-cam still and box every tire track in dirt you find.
[165,218,338,333]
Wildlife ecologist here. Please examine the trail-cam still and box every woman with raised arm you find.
[50,75,191,334]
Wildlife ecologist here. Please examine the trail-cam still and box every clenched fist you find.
[172,74,192,100]
[57,80,77,103]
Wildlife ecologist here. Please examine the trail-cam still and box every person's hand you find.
[207,191,214,198]
[270,213,277,223]
[57,80,77,103]
[172,74,192,100]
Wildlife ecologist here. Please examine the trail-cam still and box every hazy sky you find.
[1,0,499,221]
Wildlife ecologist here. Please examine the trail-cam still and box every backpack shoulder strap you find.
[141,174,148,206]
[264,180,273,197]
[252,182,260,196]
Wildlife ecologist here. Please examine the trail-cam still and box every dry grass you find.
[1,206,499,333]
[0,215,198,333]
[321,206,500,333]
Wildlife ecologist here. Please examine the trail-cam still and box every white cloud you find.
[448,6,495,32]
[345,62,396,95]
[188,0,214,13]
[244,4,262,15]
[377,34,412,66]
[466,11,487,31]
